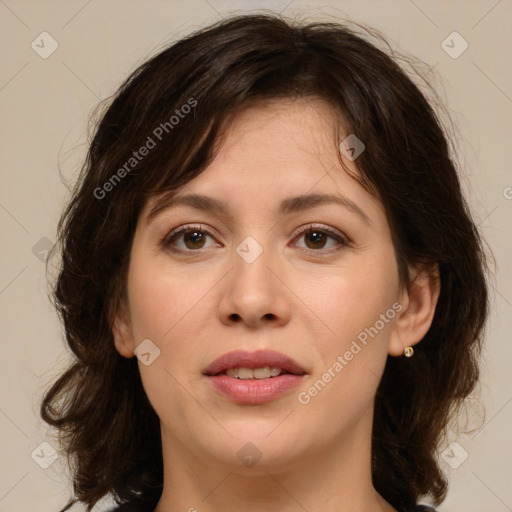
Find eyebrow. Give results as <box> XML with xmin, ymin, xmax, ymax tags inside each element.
<box><xmin>146</xmin><ymin>192</ymin><xmax>371</xmax><ymax>226</ymax></box>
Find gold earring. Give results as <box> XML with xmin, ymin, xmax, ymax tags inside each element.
<box><xmin>404</xmin><ymin>346</ymin><xmax>414</xmax><ymax>357</ymax></box>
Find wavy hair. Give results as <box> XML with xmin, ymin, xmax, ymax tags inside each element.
<box><xmin>40</xmin><ymin>13</ymin><xmax>489</xmax><ymax>512</ymax></box>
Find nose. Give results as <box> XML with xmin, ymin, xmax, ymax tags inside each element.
<box><xmin>218</xmin><ymin>240</ymin><xmax>291</xmax><ymax>329</ymax></box>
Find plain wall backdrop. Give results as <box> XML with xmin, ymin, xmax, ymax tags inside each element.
<box><xmin>0</xmin><ymin>0</ymin><xmax>511</xmax><ymax>511</ymax></box>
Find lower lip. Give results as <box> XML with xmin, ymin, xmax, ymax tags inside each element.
<box><xmin>206</xmin><ymin>374</ymin><xmax>305</xmax><ymax>404</ymax></box>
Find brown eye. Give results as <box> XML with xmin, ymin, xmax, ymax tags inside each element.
<box><xmin>164</xmin><ymin>225</ymin><xmax>219</xmax><ymax>253</ymax></box>
<box><xmin>182</xmin><ymin>230</ymin><xmax>207</xmax><ymax>249</ymax></box>
<box><xmin>292</xmin><ymin>225</ymin><xmax>349</xmax><ymax>254</ymax></box>
<box><xmin>303</xmin><ymin>230</ymin><xmax>329</xmax><ymax>249</ymax></box>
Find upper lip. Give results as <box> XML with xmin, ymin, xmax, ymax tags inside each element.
<box><xmin>203</xmin><ymin>349</ymin><xmax>307</xmax><ymax>376</ymax></box>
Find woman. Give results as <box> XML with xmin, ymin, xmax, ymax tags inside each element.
<box><xmin>41</xmin><ymin>13</ymin><xmax>489</xmax><ymax>512</ymax></box>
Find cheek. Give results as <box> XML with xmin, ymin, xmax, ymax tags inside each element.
<box><xmin>296</xmin><ymin>268</ymin><xmax>399</xmax><ymax>437</ymax></box>
<box><xmin>304</xmin><ymin>256</ymin><xmax>400</xmax><ymax>351</ymax></box>
<box><xmin>125</xmin><ymin>248</ymin><xmax>225</xmax><ymax>391</ymax></box>
<box><xmin>125</xmin><ymin>250</ymin><xmax>211</xmax><ymax>423</ymax></box>
<box><xmin>126</xmin><ymin>272</ymin><xmax>175</xmax><ymax>342</ymax></box>
<box><xmin>126</xmin><ymin>248</ymin><xmax>211</xmax><ymax>342</ymax></box>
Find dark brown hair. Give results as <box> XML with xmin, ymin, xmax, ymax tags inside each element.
<box><xmin>41</xmin><ymin>12</ymin><xmax>489</xmax><ymax>512</ymax></box>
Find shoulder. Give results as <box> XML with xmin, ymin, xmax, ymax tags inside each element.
<box><xmin>106</xmin><ymin>502</ymin><xmax>155</xmax><ymax>512</ymax></box>
<box><xmin>107</xmin><ymin>501</ymin><xmax>437</xmax><ymax>512</ymax></box>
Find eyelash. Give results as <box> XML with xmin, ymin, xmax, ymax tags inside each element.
<box><xmin>161</xmin><ymin>223</ymin><xmax>350</xmax><ymax>256</ymax></box>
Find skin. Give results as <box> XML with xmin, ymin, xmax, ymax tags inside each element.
<box><xmin>113</xmin><ymin>98</ymin><xmax>440</xmax><ymax>512</ymax></box>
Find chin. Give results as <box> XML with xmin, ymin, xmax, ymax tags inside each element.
<box><xmin>208</xmin><ymin>433</ymin><xmax>303</xmax><ymax>472</ymax></box>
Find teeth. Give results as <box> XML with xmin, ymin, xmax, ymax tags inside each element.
<box><xmin>238</xmin><ymin>367</ymin><xmax>254</xmax><ymax>379</ymax></box>
<box><xmin>269</xmin><ymin>367</ymin><xmax>282</xmax><ymax>377</ymax></box>
<box><xmin>225</xmin><ymin>366</ymin><xmax>282</xmax><ymax>379</ymax></box>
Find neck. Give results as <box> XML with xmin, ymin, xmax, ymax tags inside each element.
<box><xmin>154</xmin><ymin>407</ymin><xmax>396</xmax><ymax>512</ymax></box>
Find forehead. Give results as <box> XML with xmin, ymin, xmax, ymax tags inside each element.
<box><xmin>217</xmin><ymin>97</ymin><xmax>343</xmax><ymax>158</ymax></box>
<box><xmin>142</xmin><ymin>98</ymin><xmax>385</xmax><ymax>225</ymax></box>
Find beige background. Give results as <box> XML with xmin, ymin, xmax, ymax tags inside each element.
<box><xmin>1</xmin><ymin>0</ymin><xmax>511</xmax><ymax>511</ymax></box>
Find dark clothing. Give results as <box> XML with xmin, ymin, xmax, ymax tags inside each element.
<box><xmin>108</xmin><ymin>502</ymin><xmax>437</xmax><ymax>511</ymax></box>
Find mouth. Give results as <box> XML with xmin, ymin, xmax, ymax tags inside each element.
<box><xmin>203</xmin><ymin>349</ymin><xmax>308</xmax><ymax>379</ymax></box>
<box><xmin>203</xmin><ymin>349</ymin><xmax>307</xmax><ymax>405</ymax></box>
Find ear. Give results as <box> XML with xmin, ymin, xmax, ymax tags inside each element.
<box><xmin>388</xmin><ymin>263</ymin><xmax>441</xmax><ymax>357</ymax></box>
<box><xmin>112</xmin><ymin>298</ymin><xmax>136</xmax><ymax>358</ymax></box>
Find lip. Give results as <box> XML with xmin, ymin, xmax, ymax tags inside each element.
<box><xmin>206</xmin><ymin>373</ymin><xmax>305</xmax><ymax>404</ymax></box>
<box><xmin>203</xmin><ymin>349</ymin><xmax>307</xmax><ymax>376</ymax></box>
<box><xmin>203</xmin><ymin>349</ymin><xmax>307</xmax><ymax>405</ymax></box>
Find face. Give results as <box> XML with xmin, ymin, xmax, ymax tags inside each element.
<box><xmin>114</xmin><ymin>98</ymin><xmax>414</xmax><ymax>474</ymax></box>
